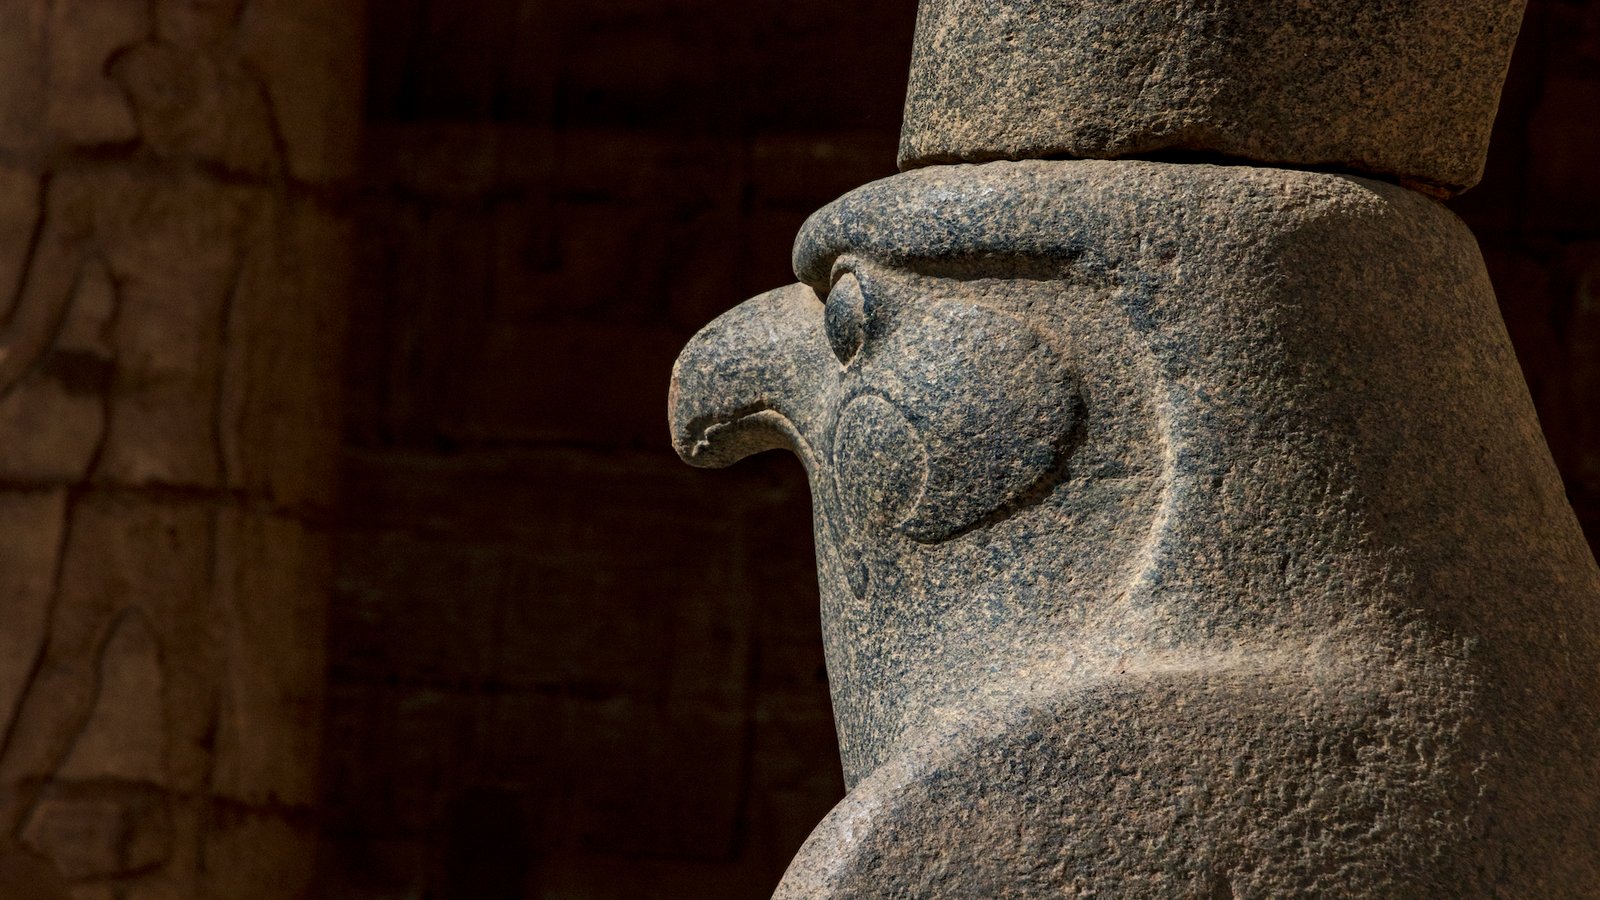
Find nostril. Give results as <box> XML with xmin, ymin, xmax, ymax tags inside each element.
<box><xmin>825</xmin><ymin>273</ymin><xmax>867</xmax><ymax>366</ymax></box>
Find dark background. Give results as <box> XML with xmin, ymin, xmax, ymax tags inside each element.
<box><xmin>316</xmin><ymin>1</ymin><xmax>1600</xmax><ymax>897</ymax></box>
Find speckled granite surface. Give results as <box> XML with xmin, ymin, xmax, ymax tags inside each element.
<box><xmin>669</xmin><ymin>0</ymin><xmax>1600</xmax><ymax>894</ymax></box>
<box><xmin>900</xmin><ymin>0</ymin><xmax>1528</xmax><ymax>195</ymax></box>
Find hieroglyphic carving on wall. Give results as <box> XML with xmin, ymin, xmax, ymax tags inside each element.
<box><xmin>0</xmin><ymin>2</ymin><xmax>360</xmax><ymax>895</ymax></box>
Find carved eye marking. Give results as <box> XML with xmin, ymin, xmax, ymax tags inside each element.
<box><xmin>825</xmin><ymin>272</ymin><xmax>868</xmax><ymax>366</ymax></box>
<box><xmin>827</xmin><ymin>299</ymin><xmax>1079</xmax><ymax>546</ymax></box>
<box><xmin>834</xmin><ymin>394</ymin><xmax>927</xmax><ymax>531</ymax></box>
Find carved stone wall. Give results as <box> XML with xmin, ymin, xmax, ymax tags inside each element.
<box><xmin>0</xmin><ymin>2</ymin><xmax>363</xmax><ymax>896</ymax></box>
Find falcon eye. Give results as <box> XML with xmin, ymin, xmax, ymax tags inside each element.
<box><xmin>825</xmin><ymin>272</ymin><xmax>868</xmax><ymax>366</ymax></box>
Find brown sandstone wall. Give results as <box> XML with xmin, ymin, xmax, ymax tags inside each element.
<box><xmin>323</xmin><ymin>1</ymin><xmax>1597</xmax><ymax>897</ymax></box>
<box><xmin>0</xmin><ymin>1</ymin><xmax>364</xmax><ymax>897</ymax></box>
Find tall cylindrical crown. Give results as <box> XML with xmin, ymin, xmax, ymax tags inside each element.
<box><xmin>899</xmin><ymin>0</ymin><xmax>1528</xmax><ymax>195</ymax></box>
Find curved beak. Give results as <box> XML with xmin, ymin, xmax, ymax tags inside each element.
<box><xmin>669</xmin><ymin>283</ymin><xmax>837</xmax><ymax>469</ymax></box>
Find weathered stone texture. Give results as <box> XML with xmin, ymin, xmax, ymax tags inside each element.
<box><xmin>0</xmin><ymin>1</ymin><xmax>363</xmax><ymax>896</ymax></box>
<box><xmin>900</xmin><ymin>0</ymin><xmax>1527</xmax><ymax>195</ymax></box>
<box><xmin>674</xmin><ymin>159</ymin><xmax>1600</xmax><ymax>894</ymax></box>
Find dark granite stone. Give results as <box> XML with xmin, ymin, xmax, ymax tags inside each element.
<box><xmin>669</xmin><ymin>159</ymin><xmax>1600</xmax><ymax>895</ymax></box>
<box><xmin>898</xmin><ymin>0</ymin><xmax>1528</xmax><ymax>195</ymax></box>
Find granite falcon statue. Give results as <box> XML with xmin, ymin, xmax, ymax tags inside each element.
<box><xmin>670</xmin><ymin>1</ymin><xmax>1600</xmax><ymax>895</ymax></box>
